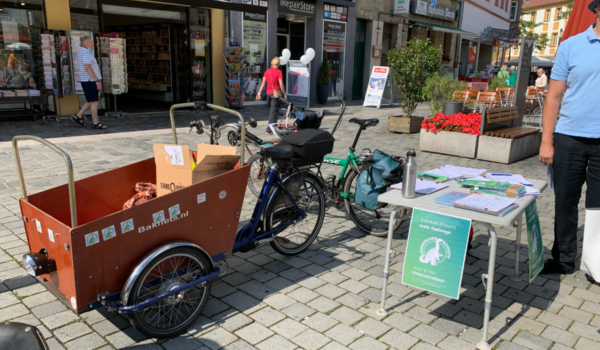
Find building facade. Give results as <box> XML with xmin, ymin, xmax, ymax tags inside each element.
<box><xmin>508</xmin><ymin>0</ymin><xmax>571</xmax><ymax>60</ymax></box>
<box><xmin>351</xmin><ymin>0</ymin><xmax>464</xmax><ymax>100</ymax></box>
<box><xmin>0</xmin><ymin>0</ymin><xmax>356</xmax><ymax>116</ymax></box>
<box><xmin>458</xmin><ymin>0</ymin><xmax>517</xmax><ymax>79</ymax></box>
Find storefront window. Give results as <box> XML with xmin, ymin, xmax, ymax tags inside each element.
<box><xmin>323</xmin><ymin>20</ymin><xmax>345</xmax><ymax>98</ymax></box>
<box><xmin>0</xmin><ymin>1</ymin><xmax>46</xmax><ymax>90</ymax></box>
<box><xmin>70</xmin><ymin>0</ymin><xmax>100</xmax><ymax>32</ymax></box>
<box><xmin>190</xmin><ymin>9</ymin><xmax>211</xmax><ymax>102</ymax></box>
<box><xmin>242</xmin><ymin>12</ymin><xmax>267</xmax><ymax>101</ymax></box>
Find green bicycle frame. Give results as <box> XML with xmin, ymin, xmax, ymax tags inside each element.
<box><xmin>323</xmin><ymin>149</ymin><xmax>361</xmax><ymax>199</ymax></box>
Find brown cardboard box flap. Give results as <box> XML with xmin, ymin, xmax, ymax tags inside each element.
<box><xmin>194</xmin><ymin>144</ymin><xmax>240</xmax><ymax>171</ymax></box>
<box><xmin>154</xmin><ymin>144</ymin><xmax>193</xmax><ymax>170</ymax></box>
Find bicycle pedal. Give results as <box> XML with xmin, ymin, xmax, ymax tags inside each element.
<box><xmin>275</xmin><ymin>237</ymin><xmax>291</xmax><ymax>244</ymax></box>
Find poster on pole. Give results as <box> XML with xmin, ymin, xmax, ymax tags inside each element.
<box><xmin>402</xmin><ymin>208</ymin><xmax>472</xmax><ymax>299</ymax></box>
<box><xmin>68</xmin><ymin>30</ymin><xmax>94</xmax><ymax>95</ymax></box>
<box><xmin>525</xmin><ymin>200</ymin><xmax>544</xmax><ymax>282</ymax></box>
<box><xmin>286</xmin><ymin>60</ymin><xmax>310</xmax><ymax>108</ymax></box>
<box><xmin>363</xmin><ymin>66</ymin><xmax>390</xmax><ymax>108</ymax></box>
<box><xmin>394</xmin><ymin>0</ymin><xmax>409</xmax><ymax>14</ymax></box>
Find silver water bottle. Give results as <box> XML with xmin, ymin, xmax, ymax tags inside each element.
<box><xmin>402</xmin><ymin>149</ymin><xmax>417</xmax><ymax>199</ymax></box>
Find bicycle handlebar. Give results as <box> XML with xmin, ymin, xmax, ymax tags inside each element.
<box><xmin>170</xmin><ymin>102</ymin><xmax>246</xmax><ymax>165</ymax></box>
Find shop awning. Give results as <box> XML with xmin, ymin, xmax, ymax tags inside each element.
<box><xmin>409</xmin><ymin>20</ymin><xmax>479</xmax><ymax>39</ymax></box>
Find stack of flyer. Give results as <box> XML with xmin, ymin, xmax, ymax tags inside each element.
<box><xmin>457</xmin><ymin>179</ymin><xmax>526</xmax><ymax>198</ymax></box>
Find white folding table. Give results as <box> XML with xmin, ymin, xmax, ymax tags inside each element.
<box><xmin>376</xmin><ymin>178</ymin><xmax>547</xmax><ymax>350</ymax></box>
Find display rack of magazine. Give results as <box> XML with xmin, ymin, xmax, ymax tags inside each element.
<box><xmin>223</xmin><ymin>45</ymin><xmax>246</xmax><ymax>110</ymax></box>
<box><xmin>96</xmin><ymin>32</ymin><xmax>128</xmax><ymax>95</ymax></box>
<box><xmin>41</xmin><ymin>30</ymin><xmax>69</xmax><ymax>97</ymax></box>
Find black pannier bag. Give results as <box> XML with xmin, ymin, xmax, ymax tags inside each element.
<box><xmin>282</xmin><ymin>129</ymin><xmax>335</xmax><ymax>158</ymax></box>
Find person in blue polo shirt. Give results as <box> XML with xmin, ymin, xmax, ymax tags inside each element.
<box><xmin>538</xmin><ymin>0</ymin><xmax>600</xmax><ymax>278</ymax></box>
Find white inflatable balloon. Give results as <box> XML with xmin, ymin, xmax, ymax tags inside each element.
<box><xmin>282</xmin><ymin>49</ymin><xmax>291</xmax><ymax>59</ymax></box>
<box><xmin>300</xmin><ymin>55</ymin><xmax>310</xmax><ymax>65</ymax></box>
<box><xmin>306</xmin><ymin>48</ymin><xmax>315</xmax><ymax>60</ymax></box>
<box><xmin>279</xmin><ymin>56</ymin><xmax>288</xmax><ymax>66</ymax></box>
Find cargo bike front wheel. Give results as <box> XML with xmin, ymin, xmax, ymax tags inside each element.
<box><xmin>126</xmin><ymin>246</ymin><xmax>213</xmax><ymax>338</ymax></box>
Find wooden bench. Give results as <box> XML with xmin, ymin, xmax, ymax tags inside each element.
<box><xmin>480</xmin><ymin>106</ymin><xmax>539</xmax><ymax>139</ymax></box>
<box><xmin>477</xmin><ymin>106</ymin><xmax>542</xmax><ymax>163</ymax></box>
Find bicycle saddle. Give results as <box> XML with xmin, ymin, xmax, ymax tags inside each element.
<box><xmin>261</xmin><ymin>143</ymin><xmax>295</xmax><ymax>159</ymax></box>
<box><xmin>349</xmin><ymin>118</ymin><xmax>379</xmax><ymax>128</ymax></box>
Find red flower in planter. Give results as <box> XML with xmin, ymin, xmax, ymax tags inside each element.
<box><xmin>422</xmin><ymin>112</ymin><xmax>482</xmax><ymax>136</ymax></box>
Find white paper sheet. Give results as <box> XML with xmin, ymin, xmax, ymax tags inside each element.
<box><xmin>437</xmin><ymin>165</ymin><xmax>487</xmax><ymax>177</ymax></box>
<box><xmin>164</xmin><ymin>146</ymin><xmax>185</xmax><ymax>165</ymax></box>
<box><xmin>488</xmin><ymin>173</ymin><xmax>533</xmax><ymax>186</ymax></box>
<box><xmin>454</xmin><ymin>193</ymin><xmax>516</xmax><ymax>213</ymax></box>
<box><xmin>391</xmin><ymin>179</ymin><xmax>449</xmax><ymax>194</ymax></box>
<box><xmin>547</xmin><ymin>165</ymin><xmax>554</xmax><ymax>194</ymax></box>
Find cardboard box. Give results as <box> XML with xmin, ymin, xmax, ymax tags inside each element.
<box><xmin>154</xmin><ymin>143</ymin><xmax>240</xmax><ymax>197</ymax></box>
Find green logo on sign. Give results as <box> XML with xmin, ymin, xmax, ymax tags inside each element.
<box><xmin>85</xmin><ymin>232</ymin><xmax>99</xmax><ymax>247</ymax></box>
<box><xmin>153</xmin><ymin>210</ymin><xmax>165</xmax><ymax>223</ymax></box>
<box><xmin>169</xmin><ymin>204</ymin><xmax>180</xmax><ymax>218</ymax></box>
<box><xmin>102</xmin><ymin>225</ymin><xmax>116</xmax><ymax>241</ymax></box>
<box><xmin>419</xmin><ymin>238</ymin><xmax>451</xmax><ymax>266</ymax></box>
<box><xmin>121</xmin><ymin>219</ymin><xmax>134</xmax><ymax>233</ymax></box>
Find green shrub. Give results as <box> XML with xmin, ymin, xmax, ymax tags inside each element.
<box><xmin>318</xmin><ymin>52</ymin><xmax>330</xmax><ymax>85</ymax></box>
<box><xmin>488</xmin><ymin>77</ymin><xmax>509</xmax><ymax>91</ymax></box>
<box><xmin>423</xmin><ymin>72</ymin><xmax>469</xmax><ymax>116</ymax></box>
<box><xmin>387</xmin><ymin>38</ymin><xmax>443</xmax><ymax>117</ymax></box>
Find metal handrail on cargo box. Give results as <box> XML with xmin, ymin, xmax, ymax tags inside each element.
<box><xmin>169</xmin><ymin>102</ymin><xmax>246</xmax><ymax>165</ymax></box>
<box><xmin>12</xmin><ymin>135</ymin><xmax>78</xmax><ymax>228</ymax></box>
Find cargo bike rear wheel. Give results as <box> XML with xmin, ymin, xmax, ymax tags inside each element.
<box><xmin>126</xmin><ymin>247</ymin><xmax>213</xmax><ymax>338</ymax></box>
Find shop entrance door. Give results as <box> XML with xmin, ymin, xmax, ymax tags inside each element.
<box><xmin>352</xmin><ymin>19</ymin><xmax>367</xmax><ymax>100</ymax></box>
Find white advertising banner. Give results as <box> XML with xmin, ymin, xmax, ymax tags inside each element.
<box><xmin>363</xmin><ymin>66</ymin><xmax>390</xmax><ymax>108</ymax></box>
<box><xmin>286</xmin><ymin>60</ymin><xmax>310</xmax><ymax>108</ymax></box>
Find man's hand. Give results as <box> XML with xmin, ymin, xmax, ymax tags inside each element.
<box><xmin>539</xmin><ymin>141</ymin><xmax>554</xmax><ymax>165</ymax></box>
<box><xmin>96</xmin><ymin>81</ymin><xmax>102</xmax><ymax>90</ymax></box>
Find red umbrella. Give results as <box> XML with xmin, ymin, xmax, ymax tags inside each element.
<box><xmin>560</xmin><ymin>0</ymin><xmax>596</xmax><ymax>43</ymax></box>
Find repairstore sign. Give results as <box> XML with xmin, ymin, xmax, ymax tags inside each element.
<box><xmin>279</xmin><ymin>0</ymin><xmax>316</xmax><ymax>18</ymax></box>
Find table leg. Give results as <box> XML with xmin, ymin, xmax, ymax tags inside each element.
<box><xmin>477</xmin><ymin>222</ymin><xmax>498</xmax><ymax>350</ymax></box>
<box><xmin>377</xmin><ymin>207</ymin><xmax>400</xmax><ymax>316</ymax></box>
<box><xmin>511</xmin><ymin>215</ymin><xmax>523</xmax><ymax>282</ymax></box>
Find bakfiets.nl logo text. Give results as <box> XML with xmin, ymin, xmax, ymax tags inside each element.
<box><xmin>280</xmin><ymin>0</ymin><xmax>315</xmax><ymax>14</ymax></box>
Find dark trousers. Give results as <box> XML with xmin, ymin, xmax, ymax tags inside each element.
<box><xmin>266</xmin><ymin>94</ymin><xmax>280</xmax><ymax>132</ymax></box>
<box><xmin>553</xmin><ymin>133</ymin><xmax>600</xmax><ymax>272</ymax></box>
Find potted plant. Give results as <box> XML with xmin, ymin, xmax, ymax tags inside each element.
<box><xmin>420</xmin><ymin>112</ymin><xmax>482</xmax><ymax>158</ymax></box>
<box><xmin>423</xmin><ymin>72</ymin><xmax>469</xmax><ymax>116</ymax></box>
<box><xmin>317</xmin><ymin>52</ymin><xmax>330</xmax><ymax>105</ymax></box>
<box><xmin>441</xmin><ymin>55</ymin><xmax>452</xmax><ymax>64</ymax></box>
<box><xmin>488</xmin><ymin>76</ymin><xmax>509</xmax><ymax>91</ymax></box>
<box><xmin>386</xmin><ymin>38</ymin><xmax>442</xmax><ymax>133</ymax></box>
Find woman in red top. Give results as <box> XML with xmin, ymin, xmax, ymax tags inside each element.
<box><xmin>256</xmin><ymin>57</ymin><xmax>287</xmax><ymax>134</ymax></box>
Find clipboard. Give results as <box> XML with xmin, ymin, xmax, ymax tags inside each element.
<box><xmin>452</xmin><ymin>192</ymin><xmax>516</xmax><ymax>215</ymax></box>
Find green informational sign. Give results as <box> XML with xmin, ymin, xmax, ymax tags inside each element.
<box><xmin>525</xmin><ymin>200</ymin><xmax>544</xmax><ymax>282</ymax></box>
<box><xmin>402</xmin><ymin>208</ymin><xmax>472</xmax><ymax>299</ymax></box>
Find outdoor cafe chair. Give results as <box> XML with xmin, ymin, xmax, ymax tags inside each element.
<box><xmin>452</xmin><ymin>90</ymin><xmax>469</xmax><ymax>103</ymax></box>
<box><xmin>524</xmin><ymin>87</ymin><xmax>543</xmax><ymax>128</ymax></box>
<box><xmin>463</xmin><ymin>89</ymin><xmax>480</xmax><ymax>112</ymax></box>
<box><xmin>496</xmin><ymin>87</ymin><xmax>514</xmax><ymax>107</ymax></box>
<box><xmin>476</xmin><ymin>91</ymin><xmax>498</xmax><ymax>112</ymax></box>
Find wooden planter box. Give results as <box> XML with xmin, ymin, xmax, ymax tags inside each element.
<box><xmin>419</xmin><ymin>129</ymin><xmax>479</xmax><ymax>158</ymax></box>
<box><xmin>388</xmin><ymin>116</ymin><xmax>424</xmax><ymax>134</ymax></box>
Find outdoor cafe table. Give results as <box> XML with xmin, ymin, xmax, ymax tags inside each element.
<box><xmin>376</xmin><ymin>178</ymin><xmax>548</xmax><ymax>350</ymax></box>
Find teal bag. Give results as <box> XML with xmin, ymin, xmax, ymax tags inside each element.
<box><xmin>355</xmin><ymin>167</ymin><xmax>386</xmax><ymax>210</ymax></box>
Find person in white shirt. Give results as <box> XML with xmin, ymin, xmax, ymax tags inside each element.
<box><xmin>73</xmin><ymin>36</ymin><xmax>106</xmax><ymax>130</ymax></box>
<box><xmin>535</xmin><ymin>68</ymin><xmax>548</xmax><ymax>89</ymax></box>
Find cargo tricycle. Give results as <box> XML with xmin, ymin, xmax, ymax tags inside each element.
<box><xmin>15</xmin><ymin>103</ymin><xmax>332</xmax><ymax>338</ymax></box>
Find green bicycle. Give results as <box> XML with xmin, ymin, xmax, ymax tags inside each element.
<box><xmin>247</xmin><ymin>97</ymin><xmax>408</xmax><ymax>236</ymax></box>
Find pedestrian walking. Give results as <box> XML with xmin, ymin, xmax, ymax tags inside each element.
<box><xmin>497</xmin><ymin>65</ymin><xmax>509</xmax><ymax>83</ymax></box>
<box><xmin>73</xmin><ymin>36</ymin><xmax>106</xmax><ymax>130</ymax></box>
<box><xmin>538</xmin><ymin>1</ymin><xmax>600</xmax><ymax>277</ymax></box>
<box><xmin>508</xmin><ymin>68</ymin><xmax>517</xmax><ymax>87</ymax></box>
<box><xmin>256</xmin><ymin>57</ymin><xmax>286</xmax><ymax>135</ymax></box>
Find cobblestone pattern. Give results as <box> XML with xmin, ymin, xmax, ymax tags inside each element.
<box><xmin>1</xmin><ymin>104</ymin><xmax>596</xmax><ymax>349</ymax></box>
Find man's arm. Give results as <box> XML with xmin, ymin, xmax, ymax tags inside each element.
<box><xmin>538</xmin><ymin>78</ymin><xmax>566</xmax><ymax>165</ymax></box>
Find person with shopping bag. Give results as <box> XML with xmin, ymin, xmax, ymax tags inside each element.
<box><xmin>538</xmin><ymin>0</ymin><xmax>600</xmax><ymax>282</ymax></box>
<box><xmin>256</xmin><ymin>57</ymin><xmax>287</xmax><ymax>135</ymax></box>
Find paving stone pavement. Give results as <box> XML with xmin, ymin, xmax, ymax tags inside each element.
<box><xmin>1</xmin><ymin>102</ymin><xmax>598</xmax><ymax>350</ymax></box>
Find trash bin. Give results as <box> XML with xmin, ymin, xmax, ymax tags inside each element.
<box><xmin>442</xmin><ymin>101</ymin><xmax>464</xmax><ymax>115</ymax></box>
